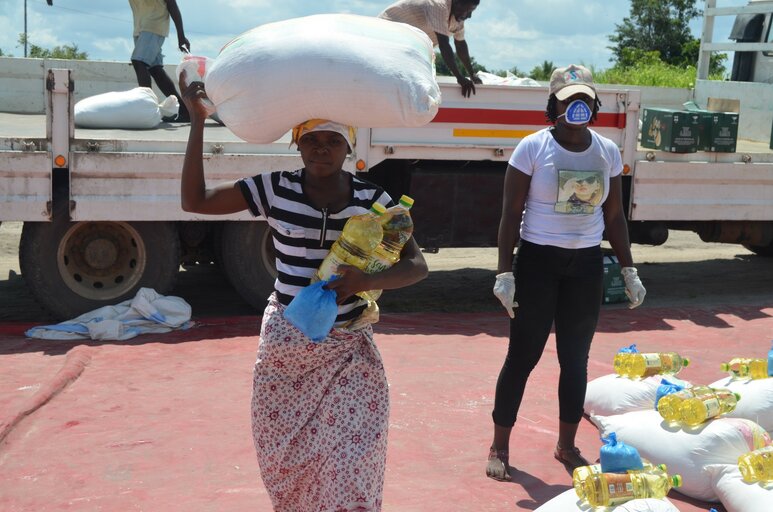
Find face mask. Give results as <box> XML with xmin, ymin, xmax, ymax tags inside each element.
<box><xmin>558</xmin><ymin>99</ymin><xmax>592</xmax><ymax>125</ymax></box>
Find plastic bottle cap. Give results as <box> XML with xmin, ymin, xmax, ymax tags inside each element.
<box><xmin>734</xmin><ymin>392</ymin><xmax>742</xmax><ymax>400</ymax></box>
<box><xmin>672</xmin><ymin>475</ymin><xmax>683</xmax><ymax>487</ymax></box>
<box><xmin>682</xmin><ymin>357</ymin><xmax>690</xmax><ymax>367</ymax></box>
<box><xmin>720</xmin><ymin>363</ymin><xmax>730</xmax><ymax>371</ymax></box>
<box><xmin>370</xmin><ymin>203</ymin><xmax>387</xmax><ymax>215</ymax></box>
<box><xmin>399</xmin><ymin>195</ymin><xmax>414</xmax><ymax>208</ymax></box>
<box><xmin>657</xmin><ymin>463</ymin><xmax>667</xmax><ymax>471</ymax></box>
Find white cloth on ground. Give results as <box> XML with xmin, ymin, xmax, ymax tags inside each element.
<box><xmin>25</xmin><ymin>288</ymin><xmax>192</xmax><ymax>341</ymax></box>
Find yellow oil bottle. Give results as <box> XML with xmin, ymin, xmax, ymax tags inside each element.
<box><xmin>657</xmin><ymin>386</ymin><xmax>712</xmax><ymax>424</ymax></box>
<box><xmin>625</xmin><ymin>352</ymin><xmax>690</xmax><ymax>379</ymax></box>
<box><xmin>738</xmin><ymin>445</ymin><xmax>773</xmax><ymax>483</ymax></box>
<box><xmin>578</xmin><ymin>470</ymin><xmax>682</xmax><ymax>507</ymax></box>
<box><xmin>316</xmin><ymin>203</ymin><xmax>386</xmax><ymax>281</ymax></box>
<box><xmin>679</xmin><ymin>388</ymin><xmax>741</xmax><ymax>426</ymax></box>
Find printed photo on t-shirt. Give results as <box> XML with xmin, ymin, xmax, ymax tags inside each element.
<box><xmin>555</xmin><ymin>169</ymin><xmax>604</xmax><ymax>214</ymax></box>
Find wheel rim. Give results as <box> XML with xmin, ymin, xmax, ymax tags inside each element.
<box><xmin>57</xmin><ymin>221</ymin><xmax>147</xmax><ymax>300</ymax></box>
<box><xmin>259</xmin><ymin>226</ymin><xmax>277</xmax><ymax>279</ymax></box>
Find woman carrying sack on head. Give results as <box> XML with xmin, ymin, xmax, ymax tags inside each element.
<box><xmin>179</xmin><ymin>77</ymin><xmax>428</xmax><ymax>510</ymax></box>
<box><xmin>486</xmin><ymin>65</ymin><xmax>647</xmax><ymax>481</ymax></box>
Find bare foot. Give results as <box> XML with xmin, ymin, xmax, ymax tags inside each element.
<box><xmin>486</xmin><ymin>448</ymin><xmax>511</xmax><ymax>481</ymax></box>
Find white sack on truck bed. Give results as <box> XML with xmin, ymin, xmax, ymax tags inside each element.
<box><xmin>204</xmin><ymin>13</ymin><xmax>440</xmax><ymax>143</ymax></box>
<box><xmin>74</xmin><ymin>87</ymin><xmax>179</xmax><ymax>129</ymax></box>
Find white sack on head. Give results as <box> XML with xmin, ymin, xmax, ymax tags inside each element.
<box><xmin>205</xmin><ymin>14</ymin><xmax>440</xmax><ymax>143</ymax></box>
<box><xmin>592</xmin><ymin>410</ymin><xmax>771</xmax><ymax>502</ymax></box>
<box><xmin>709</xmin><ymin>376</ymin><xmax>773</xmax><ymax>433</ymax></box>
<box><xmin>74</xmin><ymin>87</ymin><xmax>174</xmax><ymax>129</ymax></box>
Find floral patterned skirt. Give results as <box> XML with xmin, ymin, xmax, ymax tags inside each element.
<box><xmin>252</xmin><ymin>294</ymin><xmax>390</xmax><ymax>511</ymax></box>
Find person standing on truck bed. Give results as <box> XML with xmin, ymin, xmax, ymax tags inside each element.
<box><xmin>378</xmin><ymin>0</ymin><xmax>483</xmax><ymax>98</ymax></box>
<box><xmin>178</xmin><ymin>75</ymin><xmax>428</xmax><ymax>510</ymax></box>
<box><xmin>487</xmin><ymin>64</ymin><xmax>647</xmax><ymax>480</ymax></box>
<box><xmin>129</xmin><ymin>0</ymin><xmax>190</xmax><ymax>122</ymax></box>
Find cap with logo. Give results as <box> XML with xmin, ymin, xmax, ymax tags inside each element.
<box><xmin>549</xmin><ymin>64</ymin><xmax>596</xmax><ymax>101</ymax></box>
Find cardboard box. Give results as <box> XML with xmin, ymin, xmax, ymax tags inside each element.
<box><xmin>695</xmin><ymin>111</ymin><xmax>739</xmax><ymax>152</ymax></box>
<box><xmin>640</xmin><ymin>107</ymin><xmax>699</xmax><ymax>153</ymax></box>
<box><xmin>602</xmin><ymin>254</ymin><xmax>627</xmax><ymax>304</ymax></box>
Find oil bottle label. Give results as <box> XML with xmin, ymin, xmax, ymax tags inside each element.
<box><xmin>702</xmin><ymin>397</ymin><xmax>721</xmax><ymax>418</ymax></box>
<box><xmin>364</xmin><ymin>254</ymin><xmax>391</xmax><ymax>274</ymax></box>
<box><xmin>317</xmin><ymin>252</ymin><xmax>347</xmax><ymax>281</ymax></box>
<box><xmin>641</xmin><ymin>354</ymin><xmax>664</xmax><ymax>376</ymax></box>
<box><xmin>605</xmin><ymin>473</ymin><xmax>635</xmax><ymax>505</ymax></box>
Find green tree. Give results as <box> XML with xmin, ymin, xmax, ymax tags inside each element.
<box><xmin>434</xmin><ymin>50</ymin><xmax>487</xmax><ymax>77</ymax></box>
<box><xmin>608</xmin><ymin>0</ymin><xmax>700</xmax><ymax>66</ymax></box>
<box><xmin>528</xmin><ymin>60</ymin><xmax>555</xmax><ymax>81</ymax></box>
<box><xmin>17</xmin><ymin>34</ymin><xmax>88</xmax><ymax>60</ymax></box>
<box><xmin>679</xmin><ymin>38</ymin><xmax>727</xmax><ymax>77</ymax></box>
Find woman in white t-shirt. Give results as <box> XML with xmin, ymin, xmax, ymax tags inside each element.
<box><xmin>486</xmin><ymin>65</ymin><xmax>647</xmax><ymax>481</ymax></box>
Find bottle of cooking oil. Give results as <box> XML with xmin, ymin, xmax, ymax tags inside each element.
<box><xmin>316</xmin><ymin>203</ymin><xmax>386</xmax><ymax>281</ymax></box>
<box><xmin>624</xmin><ymin>352</ymin><xmax>690</xmax><ymax>379</ymax></box>
<box><xmin>739</xmin><ymin>359</ymin><xmax>769</xmax><ymax>380</ymax></box>
<box><xmin>738</xmin><ymin>445</ymin><xmax>773</xmax><ymax>483</ymax></box>
<box><xmin>359</xmin><ymin>195</ymin><xmax>415</xmax><ymax>301</ymax></box>
<box><xmin>613</xmin><ymin>344</ymin><xmax>638</xmax><ymax>378</ymax></box>
<box><xmin>679</xmin><ymin>387</ymin><xmax>741</xmax><ymax>426</ymax></box>
<box><xmin>578</xmin><ymin>470</ymin><xmax>682</xmax><ymax>507</ymax></box>
<box><xmin>572</xmin><ymin>460</ymin><xmax>667</xmax><ymax>503</ymax></box>
<box><xmin>720</xmin><ymin>358</ymin><xmax>753</xmax><ymax>379</ymax></box>
<box><xmin>657</xmin><ymin>386</ymin><xmax>713</xmax><ymax>424</ymax></box>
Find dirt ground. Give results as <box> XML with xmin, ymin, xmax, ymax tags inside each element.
<box><xmin>0</xmin><ymin>221</ymin><xmax>772</xmax><ymax>323</ymax></box>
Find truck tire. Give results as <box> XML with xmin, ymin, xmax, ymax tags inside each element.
<box><xmin>219</xmin><ymin>221</ymin><xmax>276</xmax><ymax>312</ymax></box>
<box><xmin>743</xmin><ymin>243</ymin><xmax>773</xmax><ymax>257</ymax></box>
<box><xmin>19</xmin><ymin>211</ymin><xmax>180</xmax><ymax>320</ymax></box>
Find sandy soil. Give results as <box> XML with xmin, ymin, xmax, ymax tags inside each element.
<box><xmin>1</xmin><ymin>221</ymin><xmax>771</xmax><ymax>322</ymax></box>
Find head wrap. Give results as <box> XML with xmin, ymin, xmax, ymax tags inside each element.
<box><xmin>291</xmin><ymin>119</ymin><xmax>356</xmax><ymax>152</ymax></box>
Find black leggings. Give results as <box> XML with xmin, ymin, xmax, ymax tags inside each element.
<box><xmin>492</xmin><ymin>240</ymin><xmax>603</xmax><ymax>427</ymax></box>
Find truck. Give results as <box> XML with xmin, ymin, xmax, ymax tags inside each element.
<box><xmin>1</xmin><ymin>0</ymin><xmax>772</xmax><ymax>320</ymax></box>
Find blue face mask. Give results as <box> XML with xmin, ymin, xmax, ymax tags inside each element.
<box><xmin>559</xmin><ymin>99</ymin><xmax>592</xmax><ymax>125</ymax></box>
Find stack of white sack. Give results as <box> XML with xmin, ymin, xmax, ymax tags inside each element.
<box><xmin>74</xmin><ymin>87</ymin><xmax>179</xmax><ymax>129</ymax></box>
<box><xmin>592</xmin><ymin>410</ymin><xmax>771</xmax><ymax>502</ymax></box>
<box><xmin>534</xmin><ymin>489</ymin><xmax>680</xmax><ymax>512</ymax></box>
<box><xmin>708</xmin><ymin>375</ymin><xmax>773</xmax><ymax>433</ymax></box>
<box><xmin>203</xmin><ymin>13</ymin><xmax>441</xmax><ymax>143</ymax></box>
<box><xmin>705</xmin><ymin>463</ymin><xmax>773</xmax><ymax>512</ymax></box>
<box><xmin>476</xmin><ymin>71</ymin><xmax>540</xmax><ymax>87</ymax></box>
<box><xmin>584</xmin><ymin>374</ymin><xmax>692</xmax><ymax>417</ymax></box>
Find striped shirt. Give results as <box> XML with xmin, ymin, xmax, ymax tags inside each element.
<box><xmin>378</xmin><ymin>0</ymin><xmax>466</xmax><ymax>46</ymax></box>
<box><xmin>238</xmin><ymin>169</ymin><xmax>393</xmax><ymax>325</ymax></box>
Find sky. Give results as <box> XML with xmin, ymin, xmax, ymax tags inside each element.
<box><xmin>0</xmin><ymin>0</ymin><xmax>746</xmax><ymax>74</ymax></box>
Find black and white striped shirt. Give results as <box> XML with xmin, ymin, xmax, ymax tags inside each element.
<box><xmin>238</xmin><ymin>169</ymin><xmax>394</xmax><ymax>325</ymax></box>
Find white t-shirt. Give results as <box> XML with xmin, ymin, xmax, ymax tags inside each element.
<box><xmin>508</xmin><ymin>127</ymin><xmax>623</xmax><ymax>249</ymax></box>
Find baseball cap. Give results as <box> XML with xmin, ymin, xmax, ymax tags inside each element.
<box><xmin>549</xmin><ymin>64</ymin><xmax>596</xmax><ymax>101</ymax></box>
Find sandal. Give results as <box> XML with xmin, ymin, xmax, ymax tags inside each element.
<box><xmin>553</xmin><ymin>445</ymin><xmax>590</xmax><ymax>470</ymax></box>
<box><xmin>486</xmin><ymin>447</ymin><xmax>511</xmax><ymax>482</ymax></box>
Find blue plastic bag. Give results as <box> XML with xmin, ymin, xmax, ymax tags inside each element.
<box><xmin>283</xmin><ymin>278</ymin><xmax>338</xmax><ymax>343</ymax></box>
<box><xmin>655</xmin><ymin>377</ymin><xmax>686</xmax><ymax>410</ymax></box>
<box><xmin>618</xmin><ymin>343</ymin><xmax>639</xmax><ymax>354</ymax></box>
<box><xmin>600</xmin><ymin>432</ymin><xmax>643</xmax><ymax>473</ymax></box>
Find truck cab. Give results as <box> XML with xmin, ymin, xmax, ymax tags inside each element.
<box><xmin>728</xmin><ymin>0</ymin><xmax>773</xmax><ymax>82</ymax></box>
